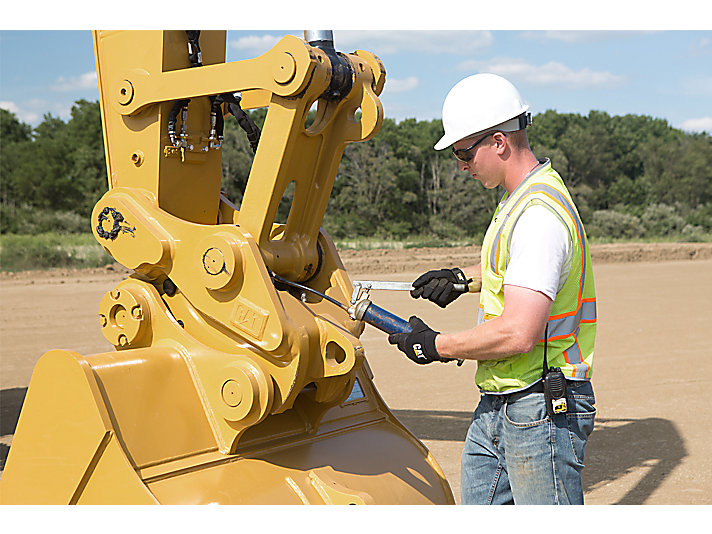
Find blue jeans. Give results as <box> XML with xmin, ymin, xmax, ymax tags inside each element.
<box><xmin>460</xmin><ymin>380</ymin><xmax>596</xmax><ymax>505</ymax></box>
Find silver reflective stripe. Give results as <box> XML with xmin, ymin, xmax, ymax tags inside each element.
<box><xmin>488</xmin><ymin>214</ymin><xmax>507</xmax><ymax>273</ymax></box>
<box><xmin>561</xmin><ymin>336</ymin><xmax>590</xmax><ymax>378</ymax></box>
<box><xmin>477</xmin><ymin>307</ymin><xmax>486</xmax><ymax>325</ymax></box>
<box><xmin>547</xmin><ymin>299</ymin><xmax>597</xmax><ymax>339</ymax></box>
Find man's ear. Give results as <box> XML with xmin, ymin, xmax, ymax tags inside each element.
<box><xmin>492</xmin><ymin>131</ymin><xmax>508</xmax><ymax>155</ymax></box>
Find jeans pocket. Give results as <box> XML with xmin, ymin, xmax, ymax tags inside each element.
<box><xmin>566</xmin><ymin>391</ymin><xmax>596</xmax><ymax>465</ymax></box>
<box><xmin>504</xmin><ymin>392</ymin><xmax>549</xmax><ymax>428</ymax></box>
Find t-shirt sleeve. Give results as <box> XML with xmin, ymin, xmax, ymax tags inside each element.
<box><xmin>503</xmin><ymin>204</ymin><xmax>572</xmax><ymax>301</ymax></box>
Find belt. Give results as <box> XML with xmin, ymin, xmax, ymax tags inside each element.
<box><xmin>482</xmin><ymin>380</ymin><xmax>544</xmax><ymax>397</ymax></box>
<box><xmin>528</xmin><ymin>381</ymin><xmax>545</xmax><ymax>394</ymax></box>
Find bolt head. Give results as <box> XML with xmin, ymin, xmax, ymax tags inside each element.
<box><xmin>117</xmin><ymin>80</ymin><xmax>134</xmax><ymax>105</ymax></box>
<box><xmin>274</xmin><ymin>52</ymin><xmax>297</xmax><ymax>84</ymax></box>
<box><xmin>222</xmin><ymin>379</ymin><xmax>243</xmax><ymax>407</ymax></box>
<box><xmin>203</xmin><ymin>247</ymin><xmax>226</xmax><ymax>275</ymax></box>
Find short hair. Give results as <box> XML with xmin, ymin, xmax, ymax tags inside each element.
<box><xmin>505</xmin><ymin>129</ymin><xmax>531</xmax><ymax>150</ymax></box>
<box><xmin>463</xmin><ymin>129</ymin><xmax>530</xmax><ymax>151</ymax></box>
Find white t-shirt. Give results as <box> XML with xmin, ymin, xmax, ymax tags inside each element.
<box><xmin>502</xmin><ymin>204</ymin><xmax>572</xmax><ymax>301</ymax></box>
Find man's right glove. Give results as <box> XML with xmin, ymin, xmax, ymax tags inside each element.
<box><xmin>388</xmin><ymin>316</ymin><xmax>448</xmax><ymax>365</ymax></box>
<box><xmin>411</xmin><ymin>268</ymin><xmax>470</xmax><ymax>308</ymax></box>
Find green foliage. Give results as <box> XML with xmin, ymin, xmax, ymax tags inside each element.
<box><xmin>1</xmin><ymin>101</ymin><xmax>107</xmax><ymax>222</ymax></box>
<box><xmin>686</xmin><ymin>203</ymin><xmax>712</xmax><ymax>230</ymax></box>
<box><xmin>1</xmin><ymin>108</ymin><xmax>32</xmax><ymax>143</ymax></box>
<box><xmin>0</xmin><ymin>204</ymin><xmax>87</xmax><ymax>234</ymax></box>
<box><xmin>640</xmin><ymin>204</ymin><xmax>686</xmax><ymax>237</ymax></box>
<box><xmin>328</xmin><ymin>139</ymin><xmax>417</xmax><ymax>238</ymax></box>
<box><xmin>2</xmin><ymin>99</ymin><xmax>711</xmax><ymax>253</ymax></box>
<box><xmin>587</xmin><ymin>210</ymin><xmax>645</xmax><ymax>240</ymax></box>
<box><xmin>680</xmin><ymin>224</ymin><xmax>707</xmax><ymax>242</ymax></box>
<box><xmin>219</xmin><ymin>115</ymin><xmax>255</xmax><ymax>206</ymax></box>
<box><xmin>0</xmin><ymin>233</ymin><xmax>114</xmax><ymax>271</ymax></box>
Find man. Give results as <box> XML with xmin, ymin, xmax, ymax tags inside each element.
<box><xmin>388</xmin><ymin>73</ymin><xmax>597</xmax><ymax>505</ymax></box>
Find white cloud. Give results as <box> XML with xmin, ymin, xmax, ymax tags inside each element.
<box><xmin>0</xmin><ymin>101</ymin><xmax>20</xmax><ymax>114</ymax></box>
<box><xmin>335</xmin><ymin>30</ymin><xmax>493</xmax><ymax>55</ymax></box>
<box><xmin>229</xmin><ymin>31</ymin><xmax>493</xmax><ymax>57</ymax></box>
<box><xmin>0</xmin><ymin>100</ymin><xmax>40</xmax><ymax>124</ymax></box>
<box><xmin>685</xmin><ymin>35</ymin><xmax>710</xmax><ymax>57</ymax></box>
<box><xmin>0</xmin><ymin>98</ymin><xmax>74</xmax><ymax>125</ymax></box>
<box><xmin>229</xmin><ymin>33</ymin><xmax>299</xmax><ymax>54</ymax></box>
<box><xmin>384</xmin><ymin>76</ymin><xmax>419</xmax><ymax>94</ymax></box>
<box><xmin>52</xmin><ymin>71</ymin><xmax>98</xmax><ymax>92</ymax></box>
<box><xmin>519</xmin><ymin>30</ymin><xmax>658</xmax><ymax>44</ymax></box>
<box><xmin>678</xmin><ymin>116</ymin><xmax>712</xmax><ymax>134</ymax></box>
<box><xmin>457</xmin><ymin>57</ymin><xmax>626</xmax><ymax>88</ymax></box>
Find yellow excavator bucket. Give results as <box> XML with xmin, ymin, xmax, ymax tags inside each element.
<box><xmin>0</xmin><ymin>30</ymin><xmax>454</xmax><ymax>504</ymax></box>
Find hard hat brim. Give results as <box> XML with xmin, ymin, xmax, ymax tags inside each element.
<box><xmin>434</xmin><ymin>132</ymin><xmax>461</xmax><ymax>151</ymax></box>
<box><xmin>433</xmin><ymin>115</ymin><xmax>527</xmax><ymax>151</ymax></box>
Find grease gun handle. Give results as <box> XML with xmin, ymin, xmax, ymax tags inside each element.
<box><xmin>352</xmin><ymin>299</ymin><xmax>412</xmax><ymax>336</ymax></box>
<box><xmin>351</xmin><ymin>299</ymin><xmax>464</xmax><ymax>366</ymax></box>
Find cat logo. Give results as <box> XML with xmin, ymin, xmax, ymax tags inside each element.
<box><xmin>96</xmin><ymin>206</ymin><xmax>136</xmax><ymax>240</ymax></box>
<box><xmin>413</xmin><ymin>343</ymin><xmax>426</xmax><ymax>360</ymax></box>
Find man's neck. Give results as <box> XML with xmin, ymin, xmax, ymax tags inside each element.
<box><xmin>502</xmin><ymin>151</ymin><xmax>540</xmax><ymax>194</ymax></box>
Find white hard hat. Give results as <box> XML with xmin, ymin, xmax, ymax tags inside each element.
<box><xmin>434</xmin><ymin>73</ymin><xmax>530</xmax><ymax>150</ymax></box>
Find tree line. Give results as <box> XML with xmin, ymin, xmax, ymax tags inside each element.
<box><xmin>2</xmin><ymin>101</ymin><xmax>711</xmax><ymax>241</ymax></box>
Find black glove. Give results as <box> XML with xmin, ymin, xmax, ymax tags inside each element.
<box><xmin>388</xmin><ymin>316</ymin><xmax>446</xmax><ymax>365</ymax></box>
<box><xmin>411</xmin><ymin>268</ymin><xmax>469</xmax><ymax>308</ymax></box>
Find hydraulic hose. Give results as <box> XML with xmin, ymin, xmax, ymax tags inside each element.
<box><xmin>185</xmin><ymin>30</ymin><xmax>203</xmax><ymax>67</ymax></box>
<box><xmin>219</xmin><ymin>92</ymin><xmax>261</xmax><ymax>154</ymax></box>
<box><xmin>270</xmin><ymin>272</ymin><xmax>348</xmax><ymax>311</ymax></box>
<box><xmin>209</xmin><ymin>96</ymin><xmax>225</xmax><ymax>147</ymax></box>
<box><xmin>166</xmin><ymin>31</ymin><xmax>202</xmax><ymax>146</ymax></box>
<box><xmin>168</xmin><ymin>99</ymin><xmax>190</xmax><ymax>146</ymax></box>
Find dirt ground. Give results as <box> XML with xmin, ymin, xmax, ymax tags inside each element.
<box><xmin>1</xmin><ymin>242</ymin><xmax>711</xmax><ymax>504</ymax></box>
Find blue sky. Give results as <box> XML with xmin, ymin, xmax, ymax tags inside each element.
<box><xmin>2</xmin><ymin>18</ymin><xmax>711</xmax><ymax>134</ymax></box>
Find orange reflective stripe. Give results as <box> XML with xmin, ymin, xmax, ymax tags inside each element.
<box><xmin>549</xmin><ymin>309</ymin><xmax>579</xmax><ymax>320</ymax></box>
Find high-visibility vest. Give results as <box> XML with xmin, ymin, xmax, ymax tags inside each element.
<box><xmin>476</xmin><ymin>158</ymin><xmax>597</xmax><ymax>393</ymax></box>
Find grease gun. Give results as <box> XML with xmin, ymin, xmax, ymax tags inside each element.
<box><xmin>271</xmin><ymin>274</ymin><xmax>465</xmax><ymax>365</ymax></box>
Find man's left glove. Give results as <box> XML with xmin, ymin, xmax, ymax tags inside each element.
<box><xmin>411</xmin><ymin>268</ymin><xmax>470</xmax><ymax>308</ymax></box>
<box><xmin>388</xmin><ymin>316</ymin><xmax>448</xmax><ymax>365</ymax></box>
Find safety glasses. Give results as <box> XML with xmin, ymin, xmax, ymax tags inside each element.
<box><xmin>451</xmin><ymin>133</ymin><xmax>493</xmax><ymax>162</ymax></box>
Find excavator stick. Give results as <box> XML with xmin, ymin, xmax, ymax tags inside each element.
<box><xmin>0</xmin><ymin>30</ymin><xmax>454</xmax><ymax>504</ymax></box>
